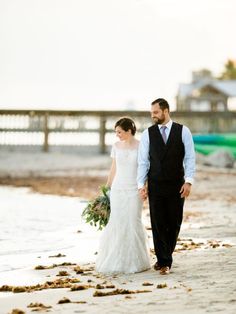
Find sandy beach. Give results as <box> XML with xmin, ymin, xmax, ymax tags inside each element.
<box><xmin>0</xmin><ymin>149</ymin><xmax>236</xmax><ymax>314</ymax></box>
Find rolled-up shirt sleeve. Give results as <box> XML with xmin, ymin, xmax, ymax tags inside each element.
<box><xmin>182</xmin><ymin>126</ymin><xmax>195</xmax><ymax>184</ymax></box>
<box><xmin>137</xmin><ymin>129</ymin><xmax>150</xmax><ymax>189</ymax></box>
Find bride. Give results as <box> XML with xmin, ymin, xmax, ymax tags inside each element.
<box><xmin>96</xmin><ymin>117</ymin><xmax>151</xmax><ymax>274</ymax></box>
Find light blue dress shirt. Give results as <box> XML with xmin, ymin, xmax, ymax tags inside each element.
<box><xmin>137</xmin><ymin>120</ymin><xmax>195</xmax><ymax>189</ymax></box>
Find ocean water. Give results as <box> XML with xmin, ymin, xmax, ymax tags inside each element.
<box><xmin>0</xmin><ymin>186</ymin><xmax>100</xmax><ymax>285</ymax></box>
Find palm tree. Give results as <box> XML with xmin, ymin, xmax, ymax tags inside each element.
<box><xmin>219</xmin><ymin>59</ymin><xmax>236</xmax><ymax>80</ymax></box>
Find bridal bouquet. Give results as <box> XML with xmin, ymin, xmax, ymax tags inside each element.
<box><xmin>82</xmin><ymin>185</ymin><xmax>110</xmax><ymax>230</ymax></box>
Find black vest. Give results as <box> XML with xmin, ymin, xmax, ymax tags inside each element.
<box><xmin>148</xmin><ymin>122</ymin><xmax>185</xmax><ymax>183</ymax></box>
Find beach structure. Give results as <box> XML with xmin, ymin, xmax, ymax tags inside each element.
<box><xmin>176</xmin><ymin>71</ymin><xmax>236</xmax><ymax>112</ymax></box>
<box><xmin>0</xmin><ymin>109</ymin><xmax>236</xmax><ymax>154</ymax></box>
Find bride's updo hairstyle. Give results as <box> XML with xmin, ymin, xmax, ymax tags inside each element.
<box><xmin>115</xmin><ymin>117</ymin><xmax>136</xmax><ymax>136</ymax></box>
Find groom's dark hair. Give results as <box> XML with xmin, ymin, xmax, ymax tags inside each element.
<box><xmin>151</xmin><ymin>98</ymin><xmax>170</xmax><ymax>111</ymax></box>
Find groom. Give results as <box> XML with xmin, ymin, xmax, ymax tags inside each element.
<box><xmin>137</xmin><ymin>98</ymin><xmax>195</xmax><ymax>275</ymax></box>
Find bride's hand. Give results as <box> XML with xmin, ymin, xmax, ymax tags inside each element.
<box><xmin>139</xmin><ymin>187</ymin><xmax>147</xmax><ymax>201</ymax></box>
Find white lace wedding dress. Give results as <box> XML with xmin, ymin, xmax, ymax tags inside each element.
<box><xmin>96</xmin><ymin>143</ymin><xmax>151</xmax><ymax>274</ymax></box>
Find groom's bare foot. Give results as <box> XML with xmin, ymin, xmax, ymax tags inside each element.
<box><xmin>160</xmin><ymin>266</ymin><xmax>170</xmax><ymax>275</ymax></box>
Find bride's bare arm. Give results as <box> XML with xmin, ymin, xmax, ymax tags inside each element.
<box><xmin>106</xmin><ymin>158</ymin><xmax>116</xmax><ymax>188</ymax></box>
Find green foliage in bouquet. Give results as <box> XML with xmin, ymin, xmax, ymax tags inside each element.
<box><xmin>82</xmin><ymin>185</ymin><xmax>110</xmax><ymax>230</ymax></box>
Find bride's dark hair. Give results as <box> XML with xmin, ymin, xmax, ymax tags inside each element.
<box><xmin>115</xmin><ymin>117</ymin><xmax>136</xmax><ymax>135</ymax></box>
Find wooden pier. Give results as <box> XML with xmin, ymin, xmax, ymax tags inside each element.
<box><xmin>0</xmin><ymin>109</ymin><xmax>235</xmax><ymax>153</ymax></box>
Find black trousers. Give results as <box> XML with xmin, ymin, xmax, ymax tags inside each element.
<box><xmin>148</xmin><ymin>180</ymin><xmax>185</xmax><ymax>268</ymax></box>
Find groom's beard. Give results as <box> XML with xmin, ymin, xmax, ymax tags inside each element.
<box><xmin>153</xmin><ymin>117</ymin><xmax>165</xmax><ymax>124</ymax></box>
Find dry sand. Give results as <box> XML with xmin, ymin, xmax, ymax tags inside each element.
<box><xmin>0</xmin><ymin>149</ymin><xmax>236</xmax><ymax>314</ymax></box>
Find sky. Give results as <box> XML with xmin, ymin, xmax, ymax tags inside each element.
<box><xmin>0</xmin><ymin>0</ymin><xmax>235</xmax><ymax>111</ymax></box>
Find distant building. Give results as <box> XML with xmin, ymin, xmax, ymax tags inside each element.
<box><xmin>176</xmin><ymin>71</ymin><xmax>236</xmax><ymax>111</ymax></box>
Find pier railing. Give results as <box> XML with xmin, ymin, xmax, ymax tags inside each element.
<box><xmin>0</xmin><ymin>109</ymin><xmax>235</xmax><ymax>153</ymax></box>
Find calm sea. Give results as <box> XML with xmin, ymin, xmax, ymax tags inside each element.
<box><xmin>0</xmin><ymin>186</ymin><xmax>100</xmax><ymax>285</ymax></box>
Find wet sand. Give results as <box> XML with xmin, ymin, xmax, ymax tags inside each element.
<box><xmin>0</xmin><ymin>176</ymin><xmax>106</xmax><ymax>200</ymax></box>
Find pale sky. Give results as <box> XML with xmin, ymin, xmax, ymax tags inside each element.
<box><xmin>0</xmin><ymin>0</ymin><xmax>235</xmax><ymax>111</ymax></box>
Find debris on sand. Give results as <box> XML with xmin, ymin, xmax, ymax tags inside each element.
<box><xmin>13</xmin><ymin>286</ymin><xmax>27</xmax><ymax>293</ymax></box>
<box><xmin>27</xmin><ymin>302</ymin><xmax>52</xmax><ymax>309</ymax></box>
<box><xmin>73</xmin><ymin>266</ymin><xmax>84</xmax><ymax>274</ymax></box>
<box><xmin>125</xmin><ymin>295</ymin><xmax>133</xmax><ymax>299</ymax></box>
<box><xmin>57</xmin><ymin>297</ymin><xmax>71</xmax><ymax>304</ymax></box>
<box><xmin>0</xmin><ymin>278</ymin><xmax>81</xmax><ymax>293</ymax></box>
<box><xmin>56</xmin><ymin>270</ymin><xmax>70</xmax><ymax>276</ymax></box>
<box><xmin>57</xmin><ymin>297</ymin><xmax>87</xmax><ymax>304</ymax></box>
<box><xmin>73</xmin><ymin>265</ymin><xmax>95</xmax><ymax>274</ymax></box>
<box><xmin>70</xmin><ymin>284</ymin><xmax>92</xmax><ymax>291</ymax></box>
<box><xmin>156</xmin><ymin>283</ymin><xmax>167</xmax><ymax>289</ymax></box>
<box><xmin>105</xmin><ymin>284</ymin><xmax>116</xmax><ymax>288</ymax></box>
<box><xmin>95</xmin><ymin>284</ymin><xmax>105</xmax><ymax>289</ymax></box>
<box><xmin>35</xmin><ymin>262</ymin><xmax>76</xmax><ymax>270</ymax></box>
<box><xmin>9</xmin><ymin>310</ymin><xmax>25</xmax><ymax>314</ymax></box>
<box><xmin>93</xmin><ymin>288</ymin><xmax>151</xmax><ymax>297</ymax></box>
<box><xmin>49</xmin><ymin>253</ymin><xmax>66</xmax><ymax>258</ymax></box>
<box><xmin>142</xmin><ymin>282</ymin><xmax>154</xmax><ymax>286</ymax></box>
<box><xmin>175</xmin><ymin>238</ymin><xmax>234</xmax><ymax>252</ymax></box>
